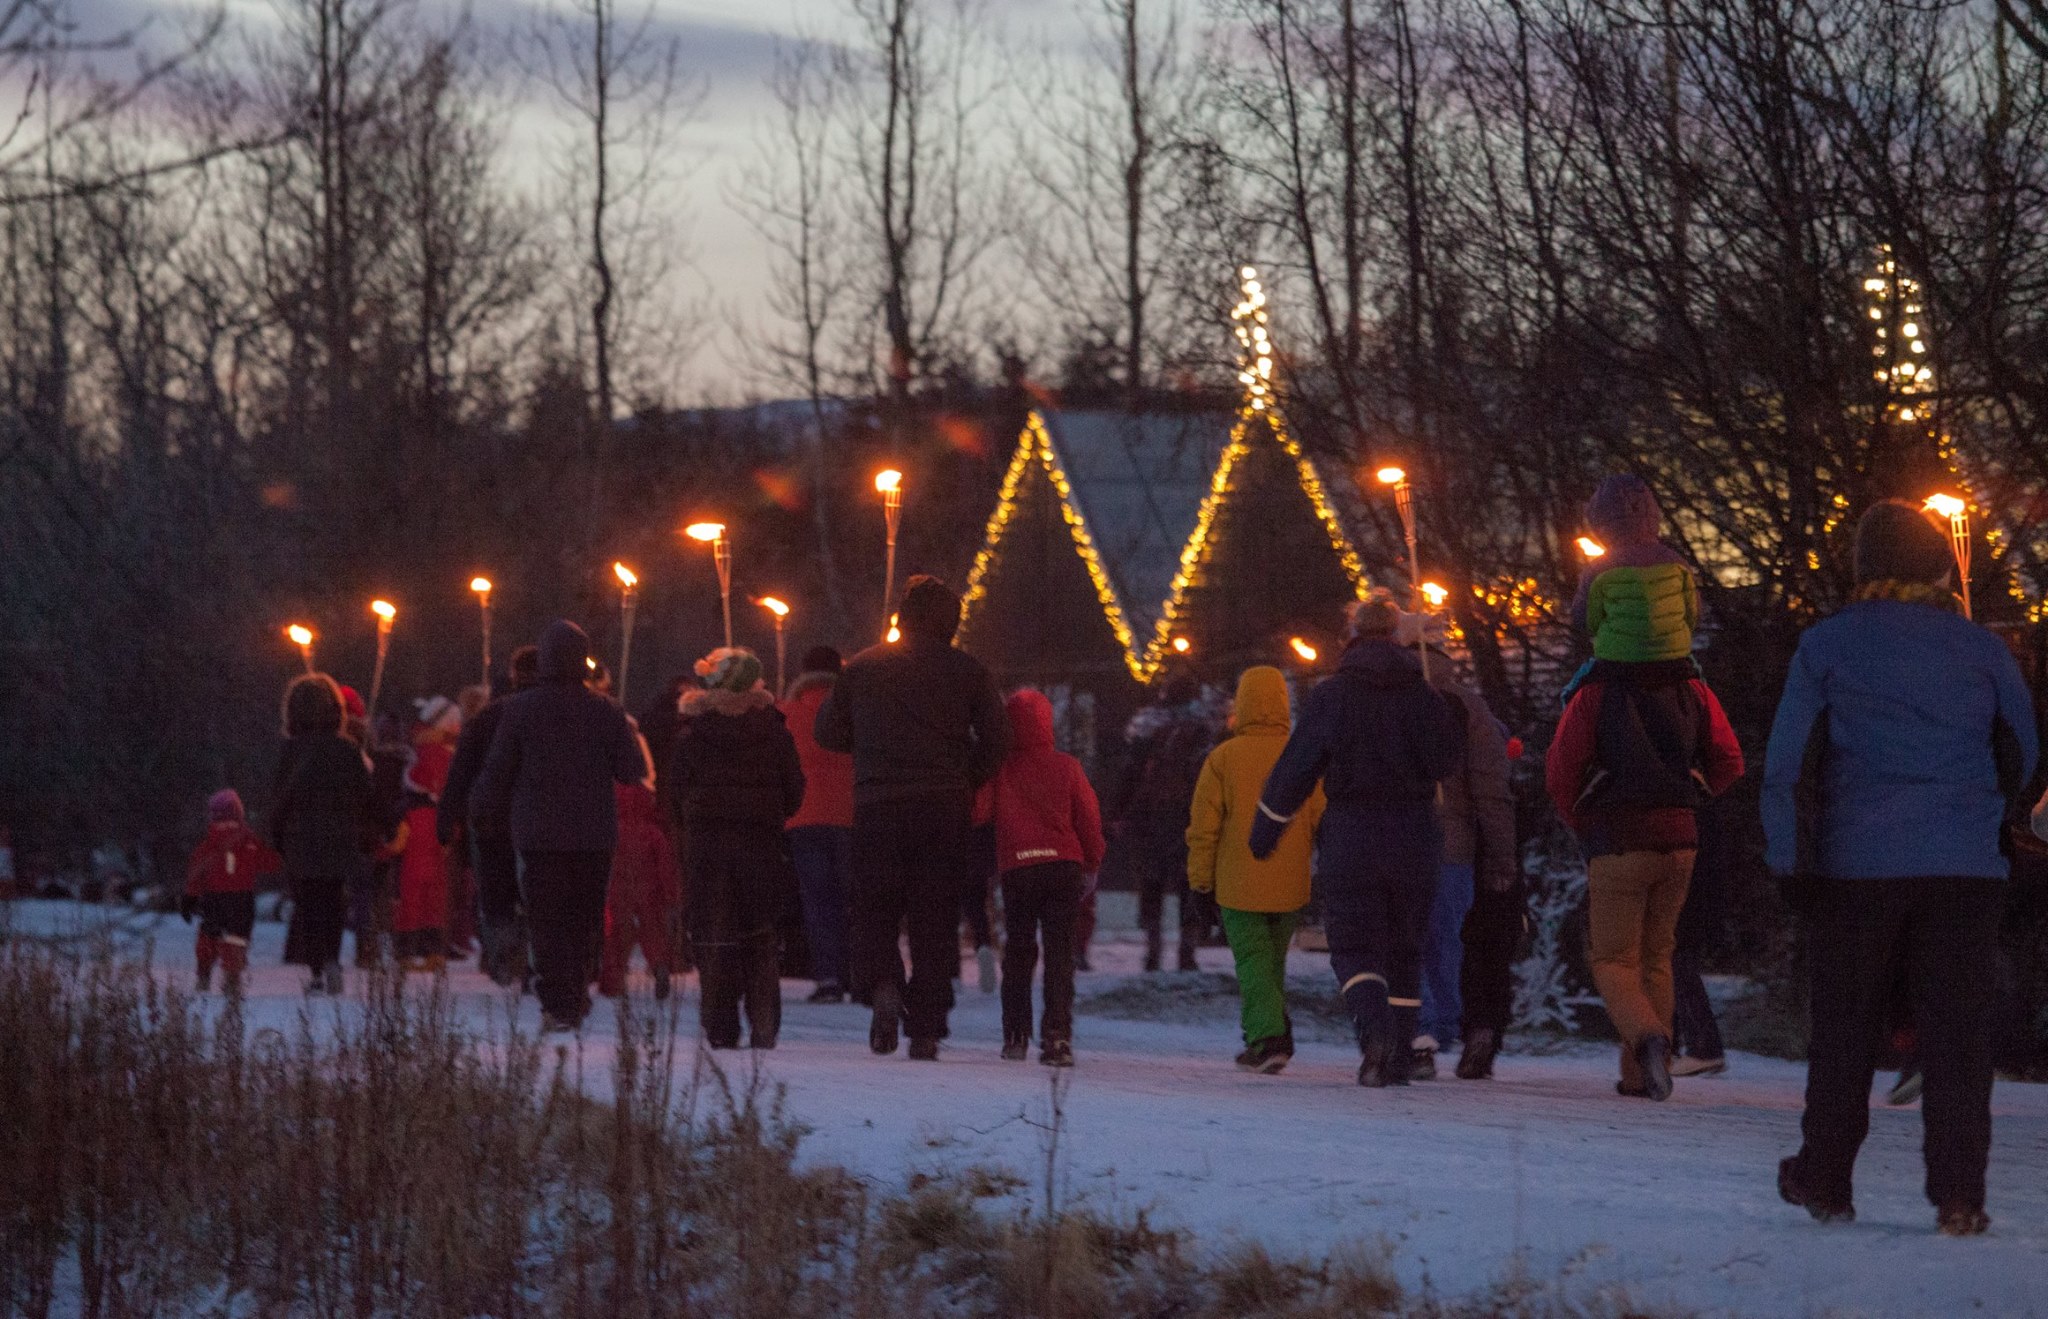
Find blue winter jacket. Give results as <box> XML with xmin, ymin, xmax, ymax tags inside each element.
<box><xmin>1761</xmin><ymin>599</ymin><xmax>2037</xmax><ymax>880</ymax></box>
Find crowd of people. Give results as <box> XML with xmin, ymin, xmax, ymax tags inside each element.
<box><xmin>187</xmin><ymin>484</ymin><xmax>2040</xmax><ymax>1238</ymax></box>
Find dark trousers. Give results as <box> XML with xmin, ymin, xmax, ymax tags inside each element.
<box><xmin>1130</xmin><ymin>811</ymin><xmax>1198</xmax><ymax>948</ymax></box>
<box><xmin>852</xmin><ymin>790</ymin><xmax>972</xmax><ymax>1042</ymax></box>
<box><xmin>789</xmin><ymin>825</ymin><xmax>853</xmax><ymax>989</ymax></box>
<box><xmin>688</xmin><ymin>821</ymin><xmax>788</xmax><ymax>1048</ymax></box>
<box><xmin>197</xmin><ymin>891</ymin><xmax>257</xmax><ymax>942</ymax></box>
<box><xmin>1000</xmin><ymin>862</ymin><xmax>1084</xmax><ymax>1044</ymax></box>
<box><xmin>964</xmin><ymin>824</ymin><xmax>997</xmax><ymax>951</ymax></box>
<box><xmin>519</xmin><ymin>850</ymin><xmax>612</xmax><ymax>1025</ymax></box>
<box><xmin>284</xmin><ymin>866</ymin><xmax>352</xmax><ymax>970</ymax></box>
<box><xmin>473</xmin><ymin>833</ymin><xmax>526</xmax><ymax>984</ymax></box>
<box><xmin>1672</xmin><ymin>946</ymin><xmax>1724</xmax><ymax>1060</ymax></box>
<box><xmin>1459</xmin><ymin>879</ymin><xmax>1524</xmax><ymax>1038</ymax></box>
<box><xmin>1798</xmin><ymin>876</ymin><xmax>2004</xmax><ymax>1212</ymax></box>
<box><xmin>1320</xmin><ymin>805</ymin><xmax>1442</xmax><ymax>1051</ymax></box>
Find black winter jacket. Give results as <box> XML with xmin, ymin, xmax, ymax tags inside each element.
<box><xmin>1250</xmin><ymin>638</ymin><xmax>1463</xmax><ymax>857</ymax></box>
<box><xmin>668</xmin><ymin>688</ymin><xmax>805</xmax><ymax>828</ymax></box>
<box><xmin>438</xmin><ymin>697</ymin><xmax>508</xmax><ymax>844</ymax></box>
<box><xmin>814</xmin><ymin>637</ymin><xmax>1009</xmax><ymax>806</ymax></box>
<box><xmin>271</xmin><ymin>733</ymin><xmax>376</xmax><ymax>871</ymax></box>
<box><xmin>472</xmin><ymin>621</ymin><xmax>646</xmax><ymax>853</ymax></box>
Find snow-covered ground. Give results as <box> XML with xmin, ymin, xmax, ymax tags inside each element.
<box><xmin>10</xmin><ymin>898</ymin><xmax>2048</xmax><ymax>1318</ymax></box>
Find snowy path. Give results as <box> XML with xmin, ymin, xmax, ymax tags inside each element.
<box><xmin>13</xmin><ymin>900</ymin><xmax>2048</xmax><ymax>1318</ymax></box>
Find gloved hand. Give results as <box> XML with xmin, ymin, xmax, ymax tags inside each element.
<box><xmin>1248</xmin><ymin>812</ymin><xmax>1282</xmax><ymax>861</ymax></box>
<box><xmin>1775</xmin><ymin>872</ymin><xmax>1822</xmax><ymax>918</ymax></box>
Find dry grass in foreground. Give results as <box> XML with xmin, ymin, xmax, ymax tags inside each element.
<box><xmin>0</xmin><ymin>935</ymin><xmax>1699</xmax><ymax>1319</ymax></box>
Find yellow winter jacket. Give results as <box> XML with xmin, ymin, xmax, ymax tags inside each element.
<box><xmin>1186</xmin><ymin>667</ymin><xmax>1324</xmax><ymax>913</ymax></box>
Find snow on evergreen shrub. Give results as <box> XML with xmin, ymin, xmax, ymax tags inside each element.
<box><xmin>1513</xmin><ymin>830</ymin><xmax>1590</xmax><ymax>1036</ymax></box>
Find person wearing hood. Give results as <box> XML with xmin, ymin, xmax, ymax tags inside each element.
<box><xmin>472</xmin><ymin>620</ymin><xmax>646</xmax><ymax>1031</ymax></box>
<box><xmin>783</xmin><ymin>646</ymin><xmax>857</xmax><ymax>1003</ymax></box>
<box><xmin>1187</xmin><ymin>666</ymin><xmax>1324</xmax><ymax>1074</ymax></box>
<box><xmin>182</xmin><ymin>788</ymin><xmax>281</xmax><ymax>993</ymax></box>
<box><xmin>1250</xmin><ymin>593</ymin><xmax>1465</xmax><ymax>1086</ymax></box>
<box><xmin>1112</xmin><ymin>670</ymin><xmax>1219</xmax><ymax>972</ymax></box>
<box><xmin>274</xmin><ymin>673</ymin><xmax>377</xmax><ymax>995</ymax></box>
<box><xmin>669</xmin><ymin>648</ymin><xmax>805</xmax><ymax>1049</ymax></box>
<box><xmin>1768</xmin><ymin>501</ymin><xmax>2036</xmax><ymax>1236</ymax></box>
<box><xmin>990</xmin><ymin>688</ymin><xmax>1105</xmax><ymax>1066</ymax></box>
<box><xmin>600</xmin><ymin>768</ymin><xmax>681</xmax><ymax>1001</ymax></box>
<box><xmin>815</xmin><ymin>575</ymin><xmax>1009</xmax><ymax>1062</ymax></box>
<box><xmin>1569</xmin><ymin>474</ymin><xmax>1699</xmax><ymax>666</ymax></box>
<box><xmin>441</xmin><ymin>645</ymin><xmax>541</xmax><ymax>986</ymax></box>
<box><xmin>387</xmin><ymin>712</ymin><xmax>455</xmax><ymax>973</ymax></box>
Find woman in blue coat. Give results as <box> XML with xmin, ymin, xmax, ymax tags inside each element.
<box><xmin>1764</xmin><ymin>501</ymin><xmax>2036</xmax><ymax>1236</ymax></box>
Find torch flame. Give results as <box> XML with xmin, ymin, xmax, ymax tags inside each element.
<box><xmin>1170</xmin><ymin>636</ymin><xmax>1191</xmax><ymax>654</ymax></box>
<box><xmin>470</xmin><ymin>576</ymin><xmax>492</xmax><ymax>595</ymax></box>
<box><xmin>1576</xmin><ymin>537</ymin><xmax>1607</xmax><ymax>559</ymax></box>
<box><xmin>1420</xmin><ymin>582</ymin><xmax>1449</xmax><ymax>608</ymax></box>
<box><xmin>286</xmin><ymin>624</ymin><xmax>313</xmax><ymax>646</ymax></box>
<box><xmin>759</xmin><ymin>596</ymin><xmax>790</xmax><ymax>618</ymax></box>
<box><xmin>1375</xmin><ymin>466</ymin><xmax>1407</xmax><ymax>486</ymax></box>
<box><xmin>371</xmin><ymin>599</ymin><xmax>396</xmax><ymax>621</ymax></box>
<box><xmin>614</xmin><ymin>562</ymin><xmax>638</xmax><ymax>589</ymax></box>
<box><xmin>1289</xmin><ymin>637</ymin><xmax>1319</xmax><ymax>663</ymax></box>
<box><xmin>875</xmin><ymin>469</ymin><xmax>903</xmax><ymax>495</ymax></box>
<box><xmin>1923</xmin><ymin>493</ymin><xmax>1966</xmax><ymax>519</ymax></box>
<box><xmin>685</xmin><ymin>522</ymin><xmax>726</xmax><ymax>543</ymax></box>
<box><xmin>886</xmin><ymin>613</ymin><xmax>901</xmax><ymax>644</ymax></box>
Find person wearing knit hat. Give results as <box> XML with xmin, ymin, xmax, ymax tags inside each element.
<box><xmin>1568</xmin><ymin>474</ymin><xmax>1700</xmax><ymax>665</ymax></box>
<box><xmin>783</xmin><ymin>645</ymin><xmax>856</xmax><ymax>1003</ymax></box>
<box><xmin>183</xmin><ymin>787</ymin><xmax>282</xmax><ymax>992</ymax></box>
<box><xmin>670</xmin><ymin>645</ymin><xmax>805</xmax><ymax>1048</ymax></box>
<box><xmin>1766</xmin><ymin>499</ymin><xmax>2036</xmax><ymax>1236</ymax></box>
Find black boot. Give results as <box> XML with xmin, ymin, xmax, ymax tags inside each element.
<box><xmin>1778</xmin><ymin>1154</ymin><xmax>1855</xmax><ymax>1224</ymax></box>
<box><xmin>1343</xmin><ymin>977</ymin><xmax>1403</xmax><ymax>1088</ymax></box>
<box><xmin>870</xmin><ymin>981</ymin><xmax>902</xmax><ymax>1056</ymax></box>
<box><xmin>1455</xmin><ymin>1027</ymin><xmax>1499</xmax><ymax>1080</ymax></box>
<box><xmin>1143</xmin><ymin>930</ymin><xmax>1163</xmax><ymax>973</ymax></box>
<box><xmin>1636</xmin><ymin>1034</ymin><xmax>1674</xmax><ymax>1102</ymax></box>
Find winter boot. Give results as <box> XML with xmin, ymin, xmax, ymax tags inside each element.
<box><xmin>977</xmin><ymin>945</ymin><xmax>999</xmax><ymax>994</ymax></box>
<box><xmin>1408</xmin><ymin>1044</ymin><xmax>1438</xmax><ymax>1082</ymax></box>
<box><xmin>1143</xmin><ymin>929</ymin><xmax>1163</xmax><ymax>973</ymax></box>
<box><xmin>1237</xmin><ymin>1037</ymin><xmax>1289</xmax><ymax>1075</ymax></box>
<box><xmin>1778</xmin><ymin>1155</ymin><xmax>1854</xmax><ymax>1224</ymax></box>
<box><xmin>907</xmin><ymin>1037</ymin><xmax>940</xmax><ymax>1062</ymax></box>
<box><xmin>1670</xmin><ymin>1054</ymin><xmax>1727</xmax><ymax>1079</ymax></box>
<box><xmin>1176</xmin><ymin>935</ymin><xmax>1200</xmax><ymax>973</ymax></box>
<box><xmin>1636</xmin><ymin>1034</ymin><xmax>1674</xmax><ymax>1102</ymax></box>
<box><xmin>1279</xmin><ymin>1014</ymin><xmax>1296</xmax><ymax>1059</ymax></box>
<box><xmin>1002</xmin><ymin>1034</ymin><xmax>1030</xmax><ymax>1062</ymax></box>
<box><xmin>196</xmin><ymin>932</ymin><xmax>220</xmax><ymax>992</ymax></box>
<box><xmin>1343</xmin><ymin>975</ymin><xmax>1401</xmax><ymax>1088</ymax></box>
<box><xmin>219</xmin><ymin>937</ymin><xmax>250</xmax><ymax>994</ymax></box>
<box><xmin>1455</xmin><ymin>1027</ymin><xmax>1499</xmax><ymax>1080</ymax></box>
<box><xmin>808</xmin><ymin>981</ymin><xmax>846</xmax><ymax>1004</ymax></box>
<box><xmin>654</xmin><ymin>966</ymin><xmax>674</xmax><ymax>1001</ymax></box>
<box><xmin>1040</xmin><ymin>1039</ymin><xmax>1074</xmax><ymax>1068</ymax></box>
<box><xmin>1887</xmin><ymin>1067</ymin><xmax>1924</xmax><ymax>1107</ymax></box>
<box><xmin>1937</xmin><ymin>1206</ymin><xmax>1990</xmax><ymax>1237</ymax></box>
<box><xmin>870</xmin><ymin>982</ymin><xmax>902</xmax><ymax>1056</ymax></box>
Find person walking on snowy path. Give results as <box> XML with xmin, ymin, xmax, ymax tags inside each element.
<box><xmin>440</xmin><ymin>645</ymin><xmax>540</xmax><ymax>986</ymax></box>
<box><xmin>1112</xmin><ymin>672</ymin><xmax>1218</xmax><ymax>972</ymax></box>
<box><xmin>274</xmin><ymin>674</ymin><xmax>377</xmax><ymax>995</ymax></box>
<box><xmin>1252</xmin><ymin>594</ymin><xmax>1465</xmax><ymax>1087</ymax></box>
<box><xmin>1187</xmin><ymin>666</ymin><xmax>1323</xmax><ymax>1074</ymax></box>
<box><xmin>183</xmin><ymin>789</ymin><xmax>280</xmax><ymax>993</ymax></box>
<box><xmin>783</xmin><ymin>647</ymin><xmax>857</xmax><ymax>1004</ymax></box>
<box><xmin>472</xmin><ymin>621</ymin><xmax>646</xmax><ymax>1032</ymax></box>
<box><xmin>1418</xmin><ymin>653</ymin><xmax>1520</xmax><ymax>1082</ymax></box>
<box><xmin>670</xmin><ymin>648</ymin><xmax>805</xmax><ymax>1049</ymax></box>
<box><xmin>815</xmin><ymin>575</ymin><xmax>1009</xmax><ymax>1062</ymax></box>
<box><xmin>1767</xmin><ymin>500</ymin><xmax>2036</xmax><ymax>1237</ymax></box>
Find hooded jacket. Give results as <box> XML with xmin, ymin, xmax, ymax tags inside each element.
<box><xmin>609</xmin><ymin>782</ymin><xmax>681</xmax><ymax>914</ymax></box>
<box><xmin>271</xmin><ymin>731</ymin><xmax>376</xmax><ymax>870</ymax></box>
<box><xmin>1187</xmin><ymin>667</ymin><xmax>1324</xmax><ymax>912</ymax></box>
<box><xmin>472</xmin><ymin>621</ymin><xmax>646</xmax><ymax>853</ymax></box>
<box><xmin>813</xmin><ymin>636</ymin><xmax>1009</xmax><ymax>806</ymax></box>
<box><xmin>991</xmin><ymin>689</ymin><xmax>1105</xmax><ymax>874</ymax></box>
<box><xmin>668</xmin><ymin>687</ymin><xmax>805</xmax><ymax>828</ymax></box>
<box><xmin>1568</xmin><ymin>476</ymin><xmax>1698</xmax><ymax>663</ymax></box>
<box><xmin>782</xmin><ymin>672</ymin><xmax>855</xmax><ymax>830</ymax></box>
<box><xmin>1431</xmin><ymin>664</ymin><xmax>1520</xmax><ymax>893</ymax></box>
<box><xmin>1764</xmin><ymin>598</ymin><xmax>2036</xmax><ymax>880</ymax></box>
<box><xmin>186</xmin><ymin>821</ymin><xmax>282</xmax><ymax>898</ymax></box>
<box><xmin>1251</xmin><ymin>638</ymin><xmax>1464</xmax><ymax>859</ymax></box>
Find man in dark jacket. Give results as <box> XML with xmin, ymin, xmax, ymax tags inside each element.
<box><xmin>1252</xmin><ymin>594</ymin><xmax>1465</xmax><ymax>1086</ymax></box>
<box><xmin>439</xmin><ymin>644</ymin><xmax>540</xmax><ymax>986</ymax></box>
<box><xmin>669</xmin><ymin>648</ymin><xmax>805</xmax><ymax>1049</ymax></box>
<box><xmin>1112</xmin><ymin>671</ymin><xmax>1217</xmax><ymax>972</ymax></box>
<box><xmin>472</xmin><ymin>621</ymin><xmax>646</xmax><ymax>1030</ymax></box>
<box><xmin>815</xmin><ymin>575</ymin><xmax>1009</xmax><ymax>1061</ymax></box>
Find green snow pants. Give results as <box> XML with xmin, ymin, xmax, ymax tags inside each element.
<box><xmin>1221</xmin><ymin>907</ymin><xmax>1298</xmax><ymax>1046</ymax></box>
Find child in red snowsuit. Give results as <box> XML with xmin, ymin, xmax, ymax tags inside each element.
<box><xmin>389</xmin><ymin>740</ymin><xmax>454</xmax><ymax>971</ymax></box>
<box><xmin>600</xmin><ymin>781</ymin><xmax>681</xmax><ymax>999</ymax></box>
<box><xmin>991</xmin><ymin>689</ymin><xmax>1106</xmax><ymax>1066</ymax></box>
<box><xmin>183</xmin><ymin>789</ymin><xmax>280</xmax><ymax>992</ymax></box>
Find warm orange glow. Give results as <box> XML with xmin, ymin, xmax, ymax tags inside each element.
<box><xmin>1376</xmin><ymin>466</ymin><xmax>1407</xmax><ymax>486</ymax></box>
<box><xmin>470</xmin><ymin>576</ymin><xmax>492</xmax><ymax>595</ymax></box>
<box><xmin>759</xmin><ymin>596</ymin><xmax>790</xmax><ymax>618</ymax></box>
<box><xmin>1924</xmin><ymin>493</ymin><xmax>1966</xmax><ymax>520</ymax></box>
<box><xmin>370</xmin><ymin>599</ymin><xmax>396</xmax><ymax>621</ymax></box>
<box><xmin>1576</xmin><ymin>537</ymin><xmax>1607</xmax><ymax>559</ymax></box>
<box><xmin>886</xmin><ymin>613</ymin><xmax>901</xmax><ymax>644</ymax></box>
<box><xmin>286</xmin><ymin>624</ymin><xmax>313</xmax><ymax>647</ymax></box>
<box><xmin>875</xmin><ymin>469</ymin><xmax>903</xmax><ymax>495</ymax></box>
<box><xmin>613</xmin><ymin>562</ymin><xmax>638</xmax><ymax>589</ymax></box>
<box><xmin>1289</xmin><ymin>636</ymin><xmax>1318</xmax><ymax>663</ymax></box>
<box><xmin>685</xmin><ymin>522</ymin><xmax>726</xmax><ymax>543</ymax></box>
<box><xmin>1420</xmin><ymin>582</ymin><xmax>1449</xmax><ymax>608</ymax></box>
<box><xmin>1170</xmin><ymin>636</ymin><xmax>1191</xmax><ymax>654</ymax></box>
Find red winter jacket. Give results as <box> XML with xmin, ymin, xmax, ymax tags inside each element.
<box><xmin>782</xmin><ymin>675</ymin><xmax>855</xmax><ymax>830</ymax></box>
<box><xmin>1546</xmin><ymin>662</ymin><xmax>1744</xmax><ymax>858</ymax></box>
<box><xmin>609</xmin><ymin>782</ymin><xmax>681</xmax><ymax>917</ymax></box>
<box><xmin>186</xmin><ymin>822</ymin><xmax>281</xmax><ymax>897</ymax></box>
<box><xmin>992</xmin><ymin>690</ymin><xmax>1106</xmax><ymax>875</ymax></box>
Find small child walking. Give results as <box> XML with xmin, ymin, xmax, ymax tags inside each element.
<box><xmin>388</xmin><ymin>750</ymin><xmax>451</xmax><ymax>972</ymax></box>
<box><xmin>991</xmin><ymin>689</ymin><xmax>1105</xmax><ymax>1067</ymax></box>
<box><xmin>182</xmin><ymin>789</ymin><xmax>281</xmax><ymax>992</ymax></box>
<box><xmin>600</xmin><ymin>778</ymin><xmax>682</xmax><ymax>1000</ymax></box>
<box><xmin>1186</xmin><ymin>667</ymin><xmax>1324</xmax><ymax>1073</ymax></box>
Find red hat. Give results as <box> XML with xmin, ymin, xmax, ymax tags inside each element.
<box><xmin>207</xmin><ymin>789</ymin><xmax>246</xmax><ymax>823</ymax></box>
<box><xmin>339</xmin><ymin>685</ymin><xmax>367</xmax><ymax>722</ymax></box>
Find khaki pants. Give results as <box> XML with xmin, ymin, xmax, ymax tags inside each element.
<box><xmin>1587</xmin><ymin>850</ymin><xmax>1696</xmax><ymax>1087</ymax></box>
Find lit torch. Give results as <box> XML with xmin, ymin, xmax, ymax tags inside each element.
<box><xmin>368</xmin><ymin>599</ymin><xmax>397</xmax><ymax>720</ymax></box>
<box><xmin>876</xmin><ymin>469</ymin><xmax>904</xmax><ymax>641</ymax></box>
<box><xmin>1288</xmin><ymin>636</ymin><xmax>1319</xmax><ymax>665</ymax></box>
<box><xmin>471</xmin><ymin>577</ymin><xmax>493</xmax><ymax>690</ymax></box>
<box><xmin>1375</xmin><ymin>466</ymin><xmax>1428</xmax><ymax>678</ymax></box>
<box><xmin>614</xmin><ymin>562</ymin><xmax>639</xmax><ymax>706</ymax></box>
<box><xmin>759</xmin><ymin>596</ymin><xmax>791</xmax><ymax>698</ymax></box>
<box><xmin>1923</xmin><ymin>493</ymin><xmax>1971</xmax><ymax>620</ymax></box>
<box><xmin>685</xmin><ymin>522</ymin><xmax>733</xmax><ymax>649</ymax></box>
<box><xmin>285</xmin><ymin>624</ymin><xmax>315</xmax><ymax>675</ymax></box>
